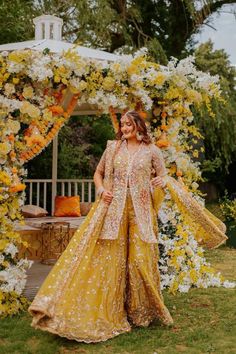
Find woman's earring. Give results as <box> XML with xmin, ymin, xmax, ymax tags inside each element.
<box><xmin>136</xmin><ymin>132</ymin><xmax>143</xmax><ymax>141</ymax></box>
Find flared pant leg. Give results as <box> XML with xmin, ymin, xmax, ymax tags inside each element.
<box><xmin>121</xmin><ymin>189</ymin><xmax>173</xmax><ymax>327</ymax></box>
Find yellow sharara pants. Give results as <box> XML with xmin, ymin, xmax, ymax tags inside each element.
<box><xmin>29</xmin><ymin>188</ymin><xmax>173</xmax><ymax>343</ymax></box>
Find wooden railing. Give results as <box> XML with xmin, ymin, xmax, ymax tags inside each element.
<box><xmin>24</xmin><ymin>179</ymin><xmax>95</xmax><ymax>214</ymax></box>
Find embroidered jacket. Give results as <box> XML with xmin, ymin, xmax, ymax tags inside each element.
<box><xmin>96</xmin><ymin>139</ymin><xmax>167</xmax><ymax>243</ymax></box>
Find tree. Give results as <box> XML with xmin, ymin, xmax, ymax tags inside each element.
<box><xmin>1</xmin><ymin>0</ymin><xmax>236</xmax><ymax>62</ymax></box>
<box><xmin>27</xmin><ymin>115</ymin><xmax>114</xmax><ymax>179</ymax></box>
<box><xmin>0</xmin><ymin>0</ymin><xmax>34</xmax><ymax>44</ymax></box>
<box><xmin>194</xmin><ymin>40</ymin><xmax>236</xmax><ymax>190</ymax></box>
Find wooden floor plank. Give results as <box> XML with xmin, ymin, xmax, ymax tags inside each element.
<box><xmin>23</xmin><ymin>261</ymin><xmax>53</xmax><ymax>300</ymax></box>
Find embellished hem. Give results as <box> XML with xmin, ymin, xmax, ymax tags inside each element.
<box><xmin>30</xmin><ymin>314</ymin><xmax>132</xmax><ymax>343</ymax></box>
<box><xmin>29</xmin><ymin>310</ymin><xmax>172</xmax><ymax>343</ymax></box>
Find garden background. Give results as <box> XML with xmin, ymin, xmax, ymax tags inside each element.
<box><xmin>0</xmin><ymin>1</ymin><xmax>236</xmax><ymax>354</ymax></box>
<box><xmin>0</xmin><ymin>0</ymin><xmax>235</xmax><ymax>195</ymax></box>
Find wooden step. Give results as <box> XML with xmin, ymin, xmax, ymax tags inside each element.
<box><xmin>23</xmin><ymin>261</ymin><xmax>53</xmax><ymax>300</ymax></box>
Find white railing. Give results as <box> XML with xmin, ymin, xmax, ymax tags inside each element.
<box><xmin>24</xmin><ymin>179</ymin><xmax>95</xmax><ymax>214</ymax></box>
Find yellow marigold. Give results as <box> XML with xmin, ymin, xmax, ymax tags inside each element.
<box><xmin>9</xmin><ymin>183</ymin><xmax>26</xmax><ymax>193</ymax></box>
<box><xmin>156</xmin><ymin>139</ymin><xmax>170</xmax><ymax>148</ymax></box>
<box><xmin>48</xmin><ymin>105</ymin><xmax>64</xmax><ymax>115</ymax></box>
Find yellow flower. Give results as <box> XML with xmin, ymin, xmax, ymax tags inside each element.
<box><xmin>102</xmin><ymin>77</ymin><xmax>116</xmax><ymax>91</ymax></box>
<box><xmin>78</xmin><ymin>80</ymin><xmax>87</xmax><ymax>91</ymax></box>
<box><xmin>7</xmin><ymin>119</ymin><xmax>21</xmax><ymax>134</ymax></box>
<box><xmin>127</xmin><ymin>65</ymin><xmax>138</xmax><ymax>76</ymax></box>
<box><xmin>12</xmin><ymin>77</ymin><xmax>20</xmax><ymax>84</ymax></box>
<box><xmin>22</xmin><ymin>86</ymin><xmax>34</xmax><ymax>99</ymax></box>
<box><xmin>0</xmin><ymin>205</ymin><xmax>8</xmax><ymax>217</ymax></box>
<box><xmin>153</xmin><ymin>72</ymin><xmax>166</xmax><ymax>86</ymax></box>
<box><xmin>0</xmin><ymin>142</ymin><xmax>11</xmax><ymax>156</ymax></box>
<box><xmin>111</xmin><ymin>63</ymin><xmax>121</xmax><ymax>73</ymax></box>
<box><xmin>54</xmin><ymin>75</ymin><xmax>61</xmax><ymax>83</ymax></box>
<box><xmin>20</xmin><ymin>101</ymin><xmax>40</xmax><ymax>118</ymax></box>
<box><xmin>190</xmin><ymin>269</ymin><xmax>198</xmax><ymax>282</ymax></box>
<box><xmin>192</xmin><ymin>150</ymin><xmax>199</xmax><ymax>158</ymax></box>
<box><xmin>0</xmin><ymin>239</ymin><xmax>9</xmax><ymax>251</ymax></box>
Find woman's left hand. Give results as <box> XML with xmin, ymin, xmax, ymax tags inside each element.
<box><xmin>151</xmin><ymin>176</ymin><xmax>166</xmax><ymax>188</ymax></box>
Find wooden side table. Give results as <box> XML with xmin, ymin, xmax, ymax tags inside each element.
<box><xmin>40</xmin><ymin>222</ymin><xmax>70</xmax><ymax>265</ymax></box>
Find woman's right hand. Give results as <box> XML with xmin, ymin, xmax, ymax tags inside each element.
<box><xmin>101</xmin><ymin>190</ymin><xmax>113</xmax><ymax>205</ymax></box>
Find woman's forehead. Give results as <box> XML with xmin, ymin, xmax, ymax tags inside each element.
<box><xmin>121</xmin><ymin>114</ymin><xmax>132</xmax><ymax>123</ymax></box>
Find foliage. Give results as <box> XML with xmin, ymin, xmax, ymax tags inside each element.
<box><xmin>220</xmin><ymin>194</ymin><xmax>236</xmax><ymax>221</ymax></box>
<box><xmin>27</xmin><ymin>115</ymin><xmax>114</xmax><ymax>179</ymax></box>
<box><xmin>57</xmin><ymin>115</ymin><xmax>114</xmax><ymax>178</ymax></box>
<box><xmin>0</xmin><ymin>0</ymin><xmax>34</xmax><ymax>44</ymax></box>
<box><xmin>194</xmin><ymin>40</ymin><xmax>236</xmax><ymax>188</ymax></box>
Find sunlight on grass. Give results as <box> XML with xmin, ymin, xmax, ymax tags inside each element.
<box><xmin>0</xmin><ymin>247</ymin><xmax>235</xmax><ymax>354</ymax></box>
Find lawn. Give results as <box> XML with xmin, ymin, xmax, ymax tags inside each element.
<box><xmin>0</xmin><ymin>247</ymin><xmax>235</xmax><ymax>354</ymax></box>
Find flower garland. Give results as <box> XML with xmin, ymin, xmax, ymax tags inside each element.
<box><xmin>0</xmin><ymin>47</ymin><xmax>232</xmax><ymax>317</ymax></box>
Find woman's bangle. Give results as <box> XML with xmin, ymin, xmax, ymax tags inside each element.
<box><xmin>96</xmin><ymin>186</ymin><xmax>105</xmax><ymax>197</ymax></box>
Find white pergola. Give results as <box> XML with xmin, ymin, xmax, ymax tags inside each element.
<box><xmin>0</xmin><ymin>15</ymin><xmax>121</xmax><ymax>213</ymax></box>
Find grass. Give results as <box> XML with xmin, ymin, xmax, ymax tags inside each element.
<box><xmin>0</xmin><ymin>247</ymin><xmax>235</xmax><ymax>354</ymax></box>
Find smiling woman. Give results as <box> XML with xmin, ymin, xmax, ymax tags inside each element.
<box><xmin>28</xmin><ymin>109</ymin><xmax>230</xmax><ymax>342</ymax></box>
<box><xmin>0</xmin><ymin>42</ymin><xmax>232</xmax><ymax>322</ymax></box>
<box><xmin>29</xmin><ymin>111</ymin><xmax>174</xmax><ymax>342</ymax></box>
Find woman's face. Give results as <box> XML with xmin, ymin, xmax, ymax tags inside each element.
<box><xmin>120</xmin><ymin>115</ymin><xmax>137</xmax><ymax>140</ymax></box>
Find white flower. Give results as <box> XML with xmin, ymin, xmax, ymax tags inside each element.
<box><xmin>1</xmin><ymin>51</ymin><xmax>9</xmax><ymax>57</ymax></box>
<box><xmin>4</xmin><ymin>243</ymin><xmax>18</xmax><ymax>258</ymax></box>
<box><xmin>4</xmin><ymin>83</ymin><xmax>15</xmax><ymax>96</ymax></box>
<box><xmin>223</xmin><ymin>280</ymin><xmax>236</xmax><ymax>288</ymax></box>
<box><xmin>178</xmin><ymin>284</ymin><xmax>191</xmax><ymax>293</ymax></box>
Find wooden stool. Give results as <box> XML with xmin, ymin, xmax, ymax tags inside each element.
<box><xmin>40</xmin><ymin>222</ymin><xmax>70</xmax><ymax>265</ymax></box>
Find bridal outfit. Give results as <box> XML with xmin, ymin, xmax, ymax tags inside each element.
<box><xmin>29</xmin><ymin>139</ymin><xmax>227</xmax><ymax>342</ymax></box>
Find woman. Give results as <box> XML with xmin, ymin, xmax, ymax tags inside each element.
<box><xmin>29</xmin><ymin>110</ymin><xmax>227</xmax><ymax>342</ymax></box>
<box><xmin>29</xmin><ymin>110</ymin><xmax>173</xmax><ymax>342</ymax></box>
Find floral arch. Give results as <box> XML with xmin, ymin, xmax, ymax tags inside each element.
<box><xmin>0</xmin><ymin>47</ymin><xmax>233</xmax><ymax>317</ymax></box>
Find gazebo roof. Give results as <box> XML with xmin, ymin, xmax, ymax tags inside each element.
<box><xmin>0</xmin><ymin>14</ymin><xmax>122</xmax><ymax>115</ymax></box>
<box><xmin>0</xmin><ymin>39</ymin><xmax>120</xmax><ymax>62</ymax></box>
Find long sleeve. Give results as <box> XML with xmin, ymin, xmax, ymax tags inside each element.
<box><xmin>95</xmin><ymin>148</ymin><xmax>107</xmax><ymax>177</ymax></box>
<box><xmin>95</xmin><ymin>140</ymin><xmax>116</xmax><ymax>177</ymax></box>
<box><xmin>151</xmin><ymin>144</ymin><xmax>167</xmax><ymax>177</ymax></box>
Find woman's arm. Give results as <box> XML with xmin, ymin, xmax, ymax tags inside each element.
<box><xmin>93</xmin><ymin>147</ymin><xmax>113</xmax><ymax>204</ymax></box>
<box><xmin>150</xmin><ymin>144</ymin><xmax>167</xmax><ymax>188</ymax></box>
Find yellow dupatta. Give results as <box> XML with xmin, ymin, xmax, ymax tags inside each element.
<box><xmin>152</xmin><ymin>176</ymin><xmax>227</xmax><ymax>249</ymax></box>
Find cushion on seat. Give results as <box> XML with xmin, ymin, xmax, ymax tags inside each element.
<box><xmin>21</xmin><ymin>204</ymin><xmax>48</xmax><ymax>218</ymax></box>
<box><xmin>54</xmin><ymin>196</ymin><xmax>81</xmax><ymax>217</ymax></box>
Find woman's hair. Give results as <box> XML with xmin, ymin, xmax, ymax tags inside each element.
<box><xmin>116</xmin><ymin>110</ymin><xmax>151</xmax><ymax>144</ymax></box>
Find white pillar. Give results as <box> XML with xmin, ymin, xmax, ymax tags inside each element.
<box><xmin>51</xmin><ymin>134</ymin><xmax>58</xmax><ymax>215</ymax></box>
<box><xmin>45</xmin><ymin>21</ymin><xmax>50</xmax><ymax>40</ymax></box>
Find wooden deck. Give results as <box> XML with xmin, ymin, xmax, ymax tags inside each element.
<box><xmin>23</xmin><ymin>261</ymin><xmax>53</xmax><ymax>300</ymax></box>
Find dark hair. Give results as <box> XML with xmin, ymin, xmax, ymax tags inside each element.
<box><xmin>116</xmin><ymin>110</ymin><xmax>151</xmax><ymax>144</ymax></box>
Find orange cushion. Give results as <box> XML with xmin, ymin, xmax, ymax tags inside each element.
<box><xmin>54</xmin><ymin>196</ymin><xmax>81</xmax><ymax>217</ymax></box>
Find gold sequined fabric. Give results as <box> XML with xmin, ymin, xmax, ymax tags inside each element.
<box><xmin>29</xmin><ymin>190</ymin><xmax>173</xmax><ymax>343</ymax></box>
<box><xmin>97</xmin><ymin>140</ymin><xmax>167</xmax><ymax>243</ymax></box>
<box><xmin>165</xmin><ymin>176</ymin><xmax>227</xmax><ymax>249</ymax></box>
